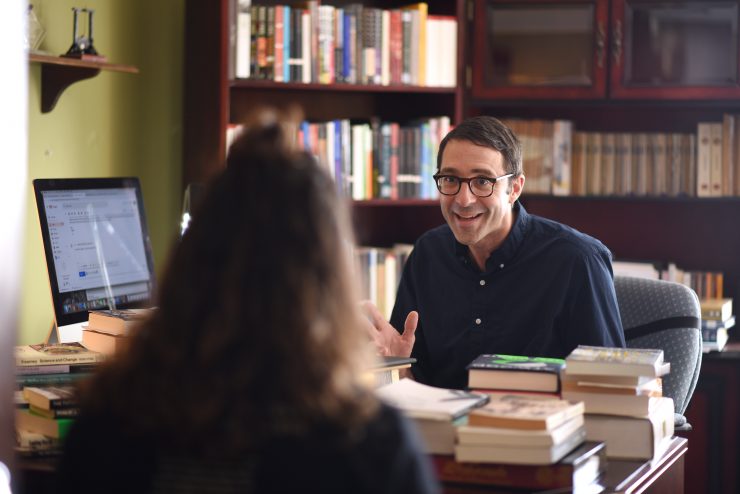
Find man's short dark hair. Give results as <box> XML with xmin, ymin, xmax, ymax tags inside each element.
<box><xmin>437</xmin><ymin>116</ymin><xmax>523</xmax><ymax>177</ymax></box>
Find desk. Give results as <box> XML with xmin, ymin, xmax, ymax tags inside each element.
<box><xmin>440</xmin><ymin>437</ymin><xmax>687</xmax><ymax>494</ymax></box>
<box><xmin>14</xmin><ymin>438</ymin><xmax>687</xmax><ymax>494</ymax></box>
<box><xmin>682</xmin><ymin>342</ymin><xmax>740</xmax><ymax>493</ymax></box>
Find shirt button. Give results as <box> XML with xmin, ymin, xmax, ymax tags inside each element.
<box><xmin>475</xmin><ymin>318</ymin><xmax>482</xmax><ymax>325</ymax></box>
<box><xmin>499</xmin><ymin>263</ymin><xmax>505</xmax><ymax>269</ymax></box>
<box><xmin>479</xmin><ymin>280</ymin><xmax>486</xmax><ymax>286</ymax></box>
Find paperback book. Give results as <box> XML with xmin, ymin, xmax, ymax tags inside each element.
<box><xmin>15</xmin><ymin>343</ymin><xmax>106</xmax><ymax>367</ymax></box>
<box><xmin>467</xmin><ymin>395</ymin><xmax>584</xmax><ymax>431</ymax></box>
<box><xmin>564</xmin><ymin>345</ymin><xmax>670</xmax><ymax>378</ymax></box>
<box><xmin>454</xmin><ymin>427</ymin><xmax>586</xmax><ymax>465</ymax></box>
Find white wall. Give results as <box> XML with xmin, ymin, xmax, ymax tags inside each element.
<box><xmin>0</xmin><ymin>0</ymin><xmax>28</xmax><ymax>482</ymax></box>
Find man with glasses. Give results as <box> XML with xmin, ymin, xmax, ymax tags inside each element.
<box><xmin>364</xmin><ymin>116</ymin><xmax>625</xmax><ymax>389</ymax></box>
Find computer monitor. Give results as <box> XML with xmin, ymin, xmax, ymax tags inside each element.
<box><xmin>33</xmin><ymin>177</ymin><xmax>156</xmax><ymax>343</ymax></box>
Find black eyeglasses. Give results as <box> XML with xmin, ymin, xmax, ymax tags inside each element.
<box><xmin>433</xmin><ymin>173</ymin><xmax>514</xmax><ymax>197</ymax></box>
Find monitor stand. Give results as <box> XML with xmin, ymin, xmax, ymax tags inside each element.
<box><xmin>45</xmin><ymin>320</ymin><xmax>84</xmax><ymax>345</ymax></box>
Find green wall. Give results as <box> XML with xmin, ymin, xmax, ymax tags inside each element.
<box><xmin>22</xmin><ymin>0</ymin><xmax>184</xmax><ymax>344</ymax></box>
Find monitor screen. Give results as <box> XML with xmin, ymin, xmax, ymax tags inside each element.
<box><xmin>33</xmin><ymin>178</ymin><xmax>156</xmax><ymax>330</ymax></box>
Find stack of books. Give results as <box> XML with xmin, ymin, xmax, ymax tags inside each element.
<box><xmin>454</xmin><ymin>394</ymin><xmax>586</xmax><ymax>465</ymax></box>
<box><xmin>375</xmin><ymin>378</ymin><xmax>488</xmax><ymax>454</ymax></box>
<box><xmin>15</xmin><ymin>343</ymin><xmax>104</xmax><ymax>390</ymax></box>
<box><xmin>466</xmin><ymin>354</ymin><xmax>564</xmax><ymax>398</ymax></box>
<box><xmin>701</xmin><ymin>298</ymin><xmax>734</xmax><ymax>352</ymax></box>
<box><xmin>15</xmin><ymin>385</ymin><xmax>79</xmax><ymax>457</ymax></box>
<box><xmin>14</xmin><ymin>343</ymin><xmax>103</xmax><ymax>458</ymax></box>
<box><xmin>365</xmin><ymin>356</ymin><xmax>415</xmax><ymax>386</ymax></box>
<box><xmin>82</xmin><ymin>308</ymin><xmax>152</xmax><ymax>355</ymax></box>
<box><xmin>561</xmin><ymin>345</ymin><xmax>674</xmax><ymax>460</ymax></box>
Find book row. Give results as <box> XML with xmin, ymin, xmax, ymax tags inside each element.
<box><xmin>612</xmin><ymin>261</ymin><xmax>726</xmax><ymax>300</ymax></box>
<box><xmin>506</xmin><ymin>115</ymin><xmax>740</xmax><ymax>197</ymax></box>
<box><xmin>354</xmin><ymin>244</ymin><xmax>413</xmax><ymax>320</ymax></box>
<box><xmin>233</xmin><ymin>1</ymin><xmax>457</xmax><ymax>87</ymax></box>
<box><xmin>228</xmin><ymin>115</ymin><xmax>450</xmax><ymax>200</ymax></box>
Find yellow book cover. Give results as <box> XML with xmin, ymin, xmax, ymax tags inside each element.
<box><xmin>402</xmin><ymin>3</ymin><xmax>428</xmax><ymax>86</ymax></box>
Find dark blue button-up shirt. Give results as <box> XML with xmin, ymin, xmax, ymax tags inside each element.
<box><xmin>390</xmin><ymin>202</ymin><xmax>625</xmax><ymax>390</ymax></box>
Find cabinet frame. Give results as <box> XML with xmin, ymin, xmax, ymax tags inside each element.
<box><xmin>470</xmin><ymin>0</ymin><xmax>609</xmax><ymax>100</ymax></box>
<box><xmin>609</xmin><ymin>0</ymin><xmax>740</xmax><ymax>100</ymax></box>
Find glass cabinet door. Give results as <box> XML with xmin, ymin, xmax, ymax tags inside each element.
<box><xmin>611</xmin><ymin>0</ymin><xmax>740</xmax><ymax>98</ymax></box>
<box><xmin>471</xmin><ymin>0</ymin><xmax>608</xmax><ymax>99</ymax></box>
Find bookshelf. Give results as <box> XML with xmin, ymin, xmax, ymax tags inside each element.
<box><xmin>183</xmin><ymin>0</ymin><xmax>466</xmax><ymax>193</ymax></box>
<box><xmin>184</xmin><ymin>3</ymin><xmax>740</xmax><ymax>491</ymax></box>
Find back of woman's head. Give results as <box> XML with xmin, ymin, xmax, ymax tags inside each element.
<box><xmin>85</xmin><ymin>110</ymin><xmax>376</xmax><ymax>456</ymax></box>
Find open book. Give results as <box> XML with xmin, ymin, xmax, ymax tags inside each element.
<box><xmin>375</xmin><ymin>378</ymin><xmax>489</xmax><ymax>421</ymax></box>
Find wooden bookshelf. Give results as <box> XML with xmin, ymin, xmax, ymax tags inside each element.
<box><xmin>182</xmin><ymin>1</ymin><xmax>740</xmax><ymax>493</ymax></box>
<box><xmin>29</xmin><ymin>54</ymin><xmax>139</xmax><ymax>113</ymax></box>
<box><xmin>183</xmin><ymin>0</ymin><xmax>466</xmax><ymax>186</ymax></box>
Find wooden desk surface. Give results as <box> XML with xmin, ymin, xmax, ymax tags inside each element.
<box><xmin>441</xmin><ymin>436</ymin><xmax>687</xmax><ymax>494</ymax></box>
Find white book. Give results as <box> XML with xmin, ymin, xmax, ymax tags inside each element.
<box><xmin>552</xmin><ymin>120</ymin><xmax>573</xmax><ymax>196</ymax></box>
<box><xmin>454</xmin><ymin>427</ymin><xmax>586</xmax><ymax>465</ymax></box>
<box><xmin>235</xmin><ymin>6</ymin><xmax>252</xmax><ymax>79</ymax></box>
<box><xmin>565</xmin><ymin>345</ymin><xmax>670</xmax><ymax>378</ymax></box>
<box><xmin>351</xmin><ymin>124</ymin><xmax>367</xmax><ymax>200</ymax></box>
<box><xmin>301</xmin><ymin>11</ymin><xmax>311</xmax><ymax>83</ymax></box>
<box><xmin>584</xmin><ymin>396</ymin><xmax>674</xmax><ymax>460</ymax></box>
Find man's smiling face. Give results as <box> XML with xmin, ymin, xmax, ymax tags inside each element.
<box><xmin>438</xmin><ymin>139</ymin><xmax>522</xmax><ymax>262</ymax></box>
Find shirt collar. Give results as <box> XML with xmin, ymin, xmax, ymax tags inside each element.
<box><xmin>452</xmin><ymin>201</ymin><xmax>530</xmax><ymax>272</ymax></box>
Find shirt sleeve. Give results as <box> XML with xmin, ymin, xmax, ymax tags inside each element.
<box><xmin>562</xmin><ymin>248</ymin><xmax>626</xmax><ymax>352</ymax></box>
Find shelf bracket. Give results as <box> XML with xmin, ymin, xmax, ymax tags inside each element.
<box><xmin>39</xmin><ymin>63</ymin><xmax>101</xmax><ymax>113</ymax></box>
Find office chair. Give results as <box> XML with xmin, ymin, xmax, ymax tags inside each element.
<box><xmin>613</xmin><ymin>276</ymin><xmax>702</xmax><ymax>430</ymax></box>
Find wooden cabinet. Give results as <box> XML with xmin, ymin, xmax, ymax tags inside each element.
<box><xmin>183</xmin><ymin>2</ymin><xmax>740</xmax><ymax>491</ymax></box>
<box><xmin>681</xmin><ymin>343</ymin><xmax>740</xmax><ymax>494</ymax></box>
<box><xmin>471</xmin><ymin>0</ymin><xmax>609</xmax><ymax>99</ymax></box>
<box><xmin>471</xmin><ymin>0</ymin><xmax>740</xmax><ymax>100</ymax></box>
<box><xmin>611</xmin><ymin>0</ymin><xmax>740</xmax><ymax>99</ymax></box>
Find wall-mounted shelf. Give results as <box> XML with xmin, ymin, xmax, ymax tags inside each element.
<box><xmin>29</xmin><ymin>53</ymin><xmax>139</xmax><ymax>113</ymax></box>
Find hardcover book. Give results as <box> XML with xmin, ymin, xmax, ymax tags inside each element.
<box><xmin>467</xmin><ymin>354</ymin><xmax>564</xmax><ymax>393</ymax></box>
<box><xmin>81</xmin><ymin>329</ymin><xmax>129</xmax><ymax>356</ymax></box>
<box><xmin>564</xmin><ymin>346</ymin><xmax>670</xmax><ymax>378</ymax></box>
<box><xmin>432</xmin><ymin>441</ymin><xmax>605</xmax><ymax>491</ymax></box>
<box><xmin>15</xmin><ymin>410</ymin><xmax>75</xmax><ymax>440</ymax></box>
<box><xmin>23</xmin><ymin>386</ymin><xmax>77</xmax><ymax>410</ymax></box>
<box><xmin>560</xmin><ymin>391</ymin><xmax>659</xmax><ymax>417</ymax></box>
<box><xmin>700</xmin><ymin>298</ymin><xmax>733</xmax><ymax>321</ymax></box>
<box><xmin>584</xmin><ymin>397</ymin><xmax>674</xmax><ymax>460</ymax></box>
<box><xmin>87</xmin><ymin>308</ymin><xmax>153</xmax><ymax>336</ymax></box>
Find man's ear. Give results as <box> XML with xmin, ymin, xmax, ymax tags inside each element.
<box><xmin>510</xmin><ymin>174</ymin><xmax>525</xmax><ymax>204</ymax></box>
